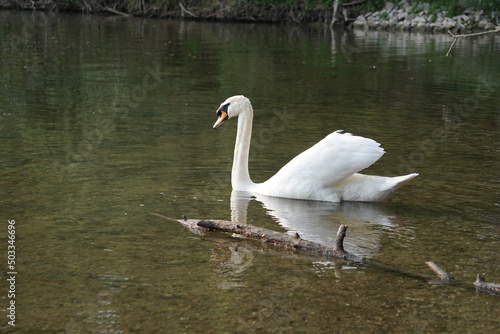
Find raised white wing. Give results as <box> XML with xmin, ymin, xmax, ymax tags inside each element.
<box><xmin>256</xmin><ymin>131</ymin><xmax>385</xmax><ymax>198</ymax></box>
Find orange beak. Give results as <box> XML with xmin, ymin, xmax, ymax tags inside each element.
<box><xmin>213</xmin><ymin>110</ymin><xmax>228</xmax><ymax>129</ymax></box>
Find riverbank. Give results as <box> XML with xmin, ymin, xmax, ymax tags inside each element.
<box><xmin>353</xmin><ymin>1</ymin><xmax>499</xmax><ymax>33</ymax></box>
<box><xmin>4</xmin><ymin>0</ymin><xmax>315</xmax><ymax>22</ymax></box>
<box><xmin>1</xmin><ymin>0</ymin><xmax>499</xmax><ymax>33</ymax></box>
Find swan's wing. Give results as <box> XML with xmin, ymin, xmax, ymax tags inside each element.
<box><xmin>264</xmin><ymin>131</ymin><xmax>385</xmax><ymax>188</ymax></box>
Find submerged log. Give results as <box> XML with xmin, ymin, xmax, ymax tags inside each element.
<box><xmin>426</xmin><ymin>261</ymin><xmax>456</xmax><ymax>283</ymax></box>
<box><xmin>151</xmin><ymin>213</ymin><xmax>498</xmax><ymax>295</ymax></box>
<box><xmin>474</xmin><ymin>275</ymin><xmax>500</xmax><ymax>295</ymax></box>
<box><xmin>196</xmin><ymin>219</ymin><xmax>364</xmax><ymax>263</ymax></box>
<box><xmin>150</xmin><ymin>213</ymin><xmax>363</xmax><ymax>262</ymax></box>
<box><xmin>426</xmin><ymin>262</ymin><xmax>500</xmax><ymax>295</ymax></box>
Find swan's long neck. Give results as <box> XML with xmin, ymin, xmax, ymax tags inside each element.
<box><xmin>232</xmin><ymin>105</ymin><xmax>255</xmax><ymax>191</ymax></box>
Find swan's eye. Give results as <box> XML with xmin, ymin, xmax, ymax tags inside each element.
<box><xmin>217</xmin><ymin>102</ymin><xmax>230</xmax><ymax>114</ymax></box>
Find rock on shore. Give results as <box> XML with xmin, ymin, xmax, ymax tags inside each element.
<box><xmin>353</xmin><ymin>1</ymin><xmax>499</xmax><ymax>33</ymax></box>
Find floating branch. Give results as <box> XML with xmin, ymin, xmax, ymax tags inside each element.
<box><xmin>151</xmin><ymin>213</ymin><xmax>498</xmax><ymax>295</ymax></box>
<box><xmin>196</xmin><ymin>219</ymin><xmax>364</xmax><ymax>263</ymax></box>
<box><xmin>474</xmin><ymin>275</ymin><xmax>500</xmax><ymax>295</ymax></box>
<box><xmin>150</xmin><ymin>213</ymin><xmax>363</xmax><ymax>262</ymax></box>
<box><xmin>446</xmin><ymin>28</ymin><xmax>500</xmax><ymax>56</ymax></box>
<box><xmin>426</xmin><ymin>261</ymin><xmax>455</xmax><ymax>283</ymax></box>
<box><xmin>425</xmin><ymin>262</ymin><xmax>500</xmax><ymax>295</ymax></box>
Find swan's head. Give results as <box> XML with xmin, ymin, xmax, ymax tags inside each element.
<box><xmin>213</xmin><ymin>95</ymin><xmax>251</xmax><ymax>129</ymax></box>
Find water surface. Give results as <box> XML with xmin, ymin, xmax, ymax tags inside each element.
<box><xmin>0</xmin><ymin>10</ymin><xmax>499</xmax><ymax>333</ymax></box>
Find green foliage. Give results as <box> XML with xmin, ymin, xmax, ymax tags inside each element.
<box><xmin>408</xmin><ymin>5</ymin><xmax>419</xmax><ymax>14</ymax></box>
<box><xmin>253</xmin><ymin>0</ymin><xmax>294</xmax><ymax>9</ymax></box>
<box><xmin>350</xmin><ymin>0</ymin><xmax>386</xmax><ymax>14</ymax></box>
<box><xmin>367</xmin><ymin>0</ymin><xmax>387</xmax><ymax>10</ymax></box>
<box><xmin>135</xmin><ymin>0</ymin><xmax>500</xmax><ymax>14</ymax></box>
<box><xmin>413</xmin><ymin>1</ymin><xmax>500</xmax><ymax>17</ymax></box>
<box><xmin>247</xmin><ymin>0</ymin><xmax>350</xmax><ymax>10</ymax></box>
<box><xmin>455</xmin><ymin>0</ymin><xmax>500</xmax><ymax>12</ymax></box>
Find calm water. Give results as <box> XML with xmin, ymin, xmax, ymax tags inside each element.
<box><xmin>0</xmin><ymin>10</ymin><xmax>499</xmax><ymax>333</ymax></box>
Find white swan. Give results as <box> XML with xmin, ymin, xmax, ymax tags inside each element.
<box><xmin>213</xmin><ymin>95</ymin><xmax>418</xmax><ymax>202</ymax></box>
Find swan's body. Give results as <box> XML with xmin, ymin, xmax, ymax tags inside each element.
<box><xmin>213</xmin><ymin>95</ymin><xmax>418</xmax><ymax>202</ymax></box>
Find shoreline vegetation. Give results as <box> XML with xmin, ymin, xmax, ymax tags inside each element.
<box><xmin>1</xmin><ymin>0</ymin><xmax>499</xmax><ymax>33</ymax></box>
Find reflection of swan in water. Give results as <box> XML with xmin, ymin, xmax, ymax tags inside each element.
<box><xmin>215</xmin><ymin>245</ymin><xmax>255</xmax><ymax>290</ymax></box>
<box><xmin>231</xmin><ymin>190</ymin><xmax>411</xmax><ymax>258</ymax></box>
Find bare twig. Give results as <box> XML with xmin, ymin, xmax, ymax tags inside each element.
<box><xmin>445</xmin><ymin>37</ymin><xmax>459</xmax><ymax>57</ymax></box>
<box><xmin>449</xmin><ymin>28</ymin><xmax>500</xmax><ymax>38</ymax></box>
<box><xmin>331</xmin><ymin>0</ymin><xmax>339</xmax><ymax>26</ymax></box>
<box><xmin>288</xmin><ymin>11</ymin><xmax>302</xmax><ymax>25</ymax></box>
<box><xmin>342</xmin><ymin>0</ymin><xmax>366</xmax><ymax>6</ymax></box>
<box><xmin>446</xmin><ymin>28</ymin><xmax>500</xmax><ymax>56</ymax></box>
<box><xmin>426</xmin><ymin>261</ymin><xmax>455</xmax><ymax>282</ymax></box>
<box><xmin>333</xmin><ymin>223</ymin><xmax>347</xmax><ymax>253</ymax></box>
<box><xmin>105</xmin><ymin>7</ymin><xmax>131</xmax><ymax>17</ymax></box>
<box><xmin>79</xmin><ymin>0</ymin><xmax>92</xmax><ymax>12</ymax></box>
<box><xmin>149</xmin><ymin>213</ymin><xmax>207</xmax><ymax>235</ymax></box>
<box><xmin>179</xmin><ymin>2</ymin><xmax>197</xmax><ymax>18</ymax></box>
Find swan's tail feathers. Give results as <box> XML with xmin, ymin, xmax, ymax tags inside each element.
<box><xmin>364</xmin><ymin>172</ymin><xmax>418</xmax><ymax>202</ymax></box>
<box><xmin>383</xmin><ymin>173</ymin><xmax>419</xmax><ymax>191</ymax></box>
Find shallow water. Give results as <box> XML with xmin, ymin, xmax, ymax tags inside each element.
<box><xmin>0</xmin><ymin>10</ymin><xmax>499</xmax><ymax>333</ymax></box>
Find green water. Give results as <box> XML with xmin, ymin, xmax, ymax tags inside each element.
<box><xmin>0</xmin><ymin>10</ymin><xmax>498</xmax><ymax>333</ymax></box>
